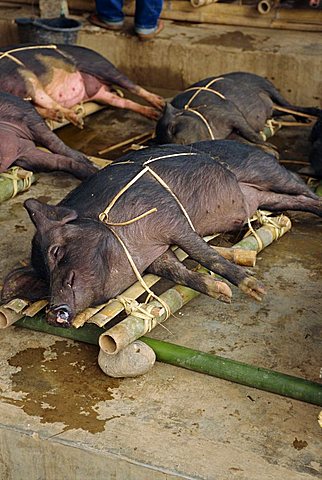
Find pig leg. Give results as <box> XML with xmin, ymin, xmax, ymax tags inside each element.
<box><xmin>24</xmin><ymin>74</ymin><xmax>83</xmax><ymax>126</ymax></box>
<box><xmin>87</xmin><ymin>85</ymin><xmax>161</xmax><ymax>120</ymax></box>
<box><xmin>28</xmin><ymin>120</ymin><xmax>91</xmax><ymax>164</ymax></box>
<box><xmin>15</xmin><ymin>141</ymin><xmax>97</xmax><ymax>180</ymax></box>
<box><xmin>231</xmin><ymin>115</ymin><xmax>266</xmax><ymax>145</ymax></box>
<box><xmin>170</xmin><ymin>228</ymin><xmax>265</xmax><ymax>301</ymax></box>
<box><xmin>240</xmin><ymin>185</ymin><xmax>322</xmax><ymax>217</ymax></box>
<box><xmin>147</xmin><ymin>249</ymin><xmax>232</xmax><ymax>302</ymax></box>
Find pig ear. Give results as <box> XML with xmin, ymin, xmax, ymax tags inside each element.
<box><xmin>163</xmin><ymin>102</ymin><xmax>179</xmax><ymax>119</ymax></box>
<box><xmin>24</xmin><ymin>198</ymin><xmax>78</xmax><ymax>232</ymax></box>
<box><xmin>1</xmin><ymin>265</ymin><xmax>49</xmax><ymax>303</ymax></box>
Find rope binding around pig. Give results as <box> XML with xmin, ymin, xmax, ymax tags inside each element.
<box><xmin>0</xmin><ymin>45</ymin><xmax>68</xmax><ymax>66</ymax></box>
<box><xmin>99</xmin><ymin>152</ymin><xmax>199</xmax><ymax>321</ymax></box>
<box><xmin>181</xmin><ymin>77</ymin><xmax>316</xmax><ymax>139</ymax></box>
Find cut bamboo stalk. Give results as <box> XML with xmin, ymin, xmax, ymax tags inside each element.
<box><xmin>47</xmin><ymin>102</ymin><xmax>105</xmax><ymax>131</ymax></box>
<box><xmin>98</xmin><ymin>215</ymin><xmax>291</xmax><ymax>356</ymax></box>
<box><xmin>98</xmin><ymin>282</ymin><xmax>202</xmax><ymax>355</ymax></box>
<box><xmin>212</xmin><ymin>246</ymin><xmax>256</xmax><ymax>267</ymax></box>
<box><xmin>98</xmin><ymin>131</ymin><xmax>154</xmax><ymax>155</ymax></box>
<box><xmin>87</xmin><ymin>235</ymin><xmax>218</xmax><ymax>328</ymax></box>
<box><xmin>0</xmin><ymin>298</ymin><xmax>29</xmax><ymax>328</ymax></box>
<box><xmin>0</xmin><ymin>167</ymin><xmax>37</xmax><ymax>204</ymax></box>
<box><xmin>23</xmin><ymin>299</ymin><xmax>48</xmax><ymax>317</ymax></box>
<box><xmin>236</xmin><ymin>214</ymin><xmax>292</xmax><ymax>253</ymax></box>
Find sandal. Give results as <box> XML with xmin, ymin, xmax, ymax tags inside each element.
<box><xmin>136</xmin><ymin>20</ymin><xmax>164</xmax><ymax>41</ymax></box>
<box><xmin>88</xmin><ymin>13</ymin><xmax>123</xmax><ymax>31</ymax></box>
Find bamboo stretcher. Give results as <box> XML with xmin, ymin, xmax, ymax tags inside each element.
<box><xmin>0</xmin><ymin>213</ymin><xmax>292</xmax><ymax>379</ymax></box>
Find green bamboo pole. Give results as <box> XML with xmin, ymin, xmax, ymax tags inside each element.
<box><xmin>141</xmin><ymin>337</ymin><xmax>322</xmax><ymax>407</ymax></box>
<box><xmin>13</xmin><ymin>314</ymin><xmax>322</xmax><ymax>406</ymax></box>
<box><xmin>15</xmin><ymin>315</ymin><xmax>102</xmax><ymax>345</ymax></box>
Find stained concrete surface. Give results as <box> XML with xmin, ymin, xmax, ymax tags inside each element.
<box><xmin>0</xmin><ymin>5</ymin><xmax>322</xmax><ymax>107</ymax></box>
<box><xmin>0</xmin><ymin>105</ymin><xmax>321</xmax><ymax>479</ymax></box>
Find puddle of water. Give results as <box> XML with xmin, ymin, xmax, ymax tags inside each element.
<box><xmin>4</xmin><ymin>340</ymin><xmax>121</xmax><ymax>434</ymax></box>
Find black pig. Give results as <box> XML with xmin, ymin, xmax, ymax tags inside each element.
<box><xmin>2</xmin><ymin>142</ymin><xmax>321</xmax><ymax>327</ymax></box>
<box><xmin>0</xmin><ymin>92</ymin><xmax>96</xmax><ymax>179</ymax></box>
<box><xmin>0</xmin><ymin>44</ymin><xmax>164</xmax><ymax>126</ymax></box>
<box><xmin>155</xmin><ymin>72</ymin><xmax>318</xmax><ymax>145</ymax></box>
<box><xmin>309</xmin><ymin>112</ymin><xmax>322</xmax><ymax>178</ymax></box>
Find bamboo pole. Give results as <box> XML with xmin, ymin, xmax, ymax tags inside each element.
<box><xmin>141</xmin><ymin>337</ymin><xmax>322</xmax><ymax>407</ymax></box>
<box><xmin>10</xmin><ymin>314</ymin><xmax>322</xmax><ymax>406</ymax></box>
<box><xmin>98</xmin><ymin>131</ymin><xmax>154</xmax><ymax>155</ymax></box>
<box><xmin>46</xmin><ymin>102</ymin><xmax>105</xmax><ymax>131</ymax></box>
<box><xmin>235</xmin><ymin>214</ymin><xmax>292</xmax><ymax>253</ymax></box>
<box><xmin>0</xmin><ymin>167</ymin><xmax>37</xmax><ymax>204</ymax></box>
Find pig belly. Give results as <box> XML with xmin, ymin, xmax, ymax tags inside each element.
<box><xmin>44</xmin><ymin>69</ymin><xmax>86</xmax><ymax>108</ymax></box>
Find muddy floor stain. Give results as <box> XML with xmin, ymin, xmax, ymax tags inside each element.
<box><xmin>4</xmin><ymin>340</ymin><xmax>121</xmax><ymax>433</ymax></box>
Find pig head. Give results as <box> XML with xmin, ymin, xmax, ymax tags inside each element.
<box><xmin>2</xmin><ymin>199</ymin><xmax>131</xmax><ymax>327</ymax></box>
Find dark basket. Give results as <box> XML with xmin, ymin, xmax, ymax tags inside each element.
<box><xmin>15</xmin><ymin>17</ymin><xmax>82</xmax><ymax>45</ymax></box>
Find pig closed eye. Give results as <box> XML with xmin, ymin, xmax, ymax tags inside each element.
<box><xmin>48</xmin><ymin>245</ymin><xmax>63</xmax><ymax>262</ymax></box>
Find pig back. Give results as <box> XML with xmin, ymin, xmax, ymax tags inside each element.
<box><xmin>59</xmin><ymin>145</ymin><xmax>247</xmax><ymax>236</ymax></box>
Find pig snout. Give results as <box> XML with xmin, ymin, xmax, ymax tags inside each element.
<box><xmin>47</xmin><ymin>304</ymin><xmax>73</xmax><ymax>327</ymax></box>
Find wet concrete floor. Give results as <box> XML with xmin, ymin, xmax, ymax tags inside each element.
<box><xmin>0</xmin><ymin>106</ymin><xmax>321</xmax><ymax>479</ymax></box>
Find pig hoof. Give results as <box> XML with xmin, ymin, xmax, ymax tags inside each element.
<box><xmin>149</xmin><ymin>95</ymin><xmax>166</xmax><ymax>111</ymax></box>
<box><xmin>142</xmin><ymin>106</ymin><xmax>162</xmax><ymax>121</ymax></box>
<box><xmin>239</xmin><ymin>277</ymin><xmax>266</xmax><ymax>302</ymax></box>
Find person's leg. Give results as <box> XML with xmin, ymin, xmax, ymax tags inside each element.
<box><xmin>135</xmin><ymin>0</ymin><xmax>163</xmax><ymax>35</ymax></box>
<box><xmin>91</xmin><ymin>0</ymin><xmax>124</xmax><ymax>27</ymax></box>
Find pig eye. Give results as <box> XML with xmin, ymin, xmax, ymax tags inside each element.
<box><xmin>48</xmin><ymin>245</ymin><xmax>61</xmax><ymax>260</ymax></box>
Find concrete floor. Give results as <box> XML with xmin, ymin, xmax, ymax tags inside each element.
<box><xmin>0</xmin><ymin>105</ymin><xmax>321</xmax><ymax>479</ymax></box>
<box><xmin>0</xmin><ymin>6</ymin><xmax>321</xmax><ymax>478</ymax></box>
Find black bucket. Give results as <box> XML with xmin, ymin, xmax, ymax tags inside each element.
<box><xmin>15</xmin><ymin>16</ymin><xmax>82</xmax><ymax>45</ymax></box>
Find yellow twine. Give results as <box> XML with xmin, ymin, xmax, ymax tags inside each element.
<box><xmin>99</xmin><ymin>152</ymin><xmax>201</xmax><ymax>321</ymax></box>
<box><xmin>1</xmin><ymin>167</ymin><xmax>33</xmax><ymax>198</ymax></box>
<box><xmin>244</xmin><ymin>210</ymin><xmax>290</xmax><ymax>252</ymax></box>
<box><xmin>184</xmin><ymin>107</ymin><xmax>215</xmax><ymax>140</ymax></box>
<box><xmin>109</xmin><ymin>228</ymin><xmax>172</xmax><ymax>321</ymax></box>
<box><xmin>184</xmin><ymin>77</ymin><xmax>225</xmax><ymax>108</ymax></box>
<box><xmin>0</xmin><ymin>45</ymin><xmax>58</xmax><ymax>65</ymax></box>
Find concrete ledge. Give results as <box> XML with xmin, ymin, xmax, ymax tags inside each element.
<box><xmin>0</xmin><ymin>7</ymin><xmax>321</xmax><ymax>107</ymax></box>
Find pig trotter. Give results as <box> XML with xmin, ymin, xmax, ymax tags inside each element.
<box><xmin>141</xmin><ymin>106</ymin><xmax>163</xmax><ymax>121</ymax></box>
<box><xmin>238</xmin><ymin>277</ymin><xmax>266</xmax><ymax>301</ymax></box>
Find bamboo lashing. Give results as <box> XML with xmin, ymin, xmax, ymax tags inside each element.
<box><xmin>0</xmin><ymin>233</ymin><xmax>248</xmax><ymax>330</ymax></box>
<box><xmin>98</xmin><ymin>214</ymin><xmax>292</xmax><ymax>356</ymax></box>
<box><xmin>0</xmin><ymin>167</ymin><xmax>36</xmax><ymax>202</ymax></box>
